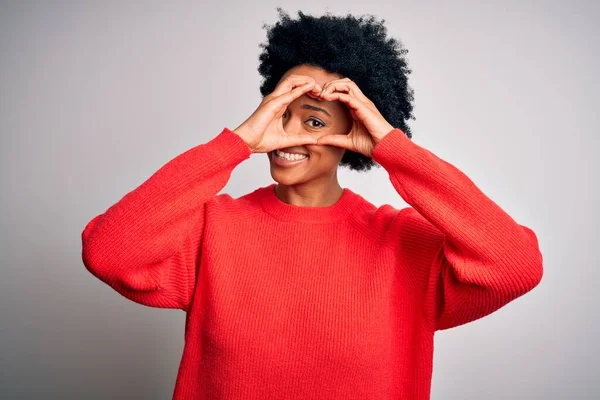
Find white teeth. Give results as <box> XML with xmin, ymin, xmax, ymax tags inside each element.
<box><xmin>275</xmin><ymin>150</ymin><xmax>308</xmax><ymax>161</ymax></box>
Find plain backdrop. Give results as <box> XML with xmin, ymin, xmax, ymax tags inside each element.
<box><xmin>1</xmin><ymin>1</ymin><xmax>598</xmax><ymax>399</ymax></box>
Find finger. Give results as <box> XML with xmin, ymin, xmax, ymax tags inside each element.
<box><xmin>320</xmin><ymin>92</ymin><xmax>365</xmax><ymax>114</ymax></box>
<box><xmin>316</xmin><ymin>134</ymin><xmax>353</xmax><ymax>150</ymax></box>
<box><xmin>321</xmin><ymin>81</ymin><xmax>350</xmax><ymax>97</ymax></box>
<box><xmin>342</xmin><ymin>79</ymin><xmax>370</xmax><ymax>101</ymax></box>
<box><xmin>269</xmin><ymin>81</ymin><xmax>319</xmax><ymax>113</ymax></box>
<box><xmin>269</xmin><ymin>75</ymin><xmax>315</xmax><ymax>98</ymax></box>
<box><xmin>323</xmin><ymin>92</ymin><xmax>376</xmax><ymax>128</ymax></box>
<box><xmin>319</xmin><ymin>79</ymin><xmax>339</xmax><ymax>97</ymax></box>
<box><xmin>306</xmin><ymin>83</ymin><xmax>324</xmax><ymax>101</ymax></box>
<box><xmin>265</xmin><ymin>81</ymin><xmax>314</xmax><ymax>115</ymax></box>
<box><xmin>307</xmin><ymin>83</ymin><xmax>323</xmax><ymax>98</ymax></box>
<box><xmin>321</xmin><ymin>80</ymin><xmax>369</xmax><ymax>102</ymax></box>
<box><xmin>266</xmin><ymin>76</ymin><xmax>313</xmax><ymax>102</ymax></box>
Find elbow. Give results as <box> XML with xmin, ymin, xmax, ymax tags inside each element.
<box><xmin>81</xmin><ymin>215</ymin><xmax>112</xmax><ymax>281</ymax></box>
<box><xmin>517</xmin><ymin>225</ymin><xmax>544</xmax><ymax>293</ymax></box>
<box><xmin>522</xmin><ymin>247</ymin><xmax>543</xmax><ymax>293</ymax></box>
<box><xmin>81</xmin><ymin>229</ymin><xmax>106</xmax><ymax>280</ymax></box>
<box><xmin>81</xmin><ymin>217</ymin><xmax>160</xmax><ymax>293</ymax></box>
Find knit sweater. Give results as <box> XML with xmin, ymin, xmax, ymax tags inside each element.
<box><xmin>81</xmin><ymin>126</ymin><xmax>543</xmax><ymax>399</ymax></box>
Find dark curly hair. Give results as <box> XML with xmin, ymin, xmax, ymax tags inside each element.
<box><xmin>258</xmin><ymin>8</ymin><xmax>415</xmax><ymax>171</ymax></box>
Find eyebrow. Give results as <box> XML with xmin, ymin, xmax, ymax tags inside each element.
<box><xmin>301</xmin><ymin>104</ymin><xmax>331</xmax><ymax>117</ymax></box>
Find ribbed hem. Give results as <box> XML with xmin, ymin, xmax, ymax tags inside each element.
<box><xmin>255</xmin><ymin>184</ymin><xmax>362</xmax><ymax>223</ymax></box>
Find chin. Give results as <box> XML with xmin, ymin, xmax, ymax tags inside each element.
<box><xmin>267</xmin><ymin>152</ymin><xmax>308</xmax><ymax>186</ymax></box>
<box><xmin>269</xmin><ymin>167</ymin><xmax>305</xmax><ymax>186</ymax></box>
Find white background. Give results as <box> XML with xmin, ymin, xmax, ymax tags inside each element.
<box><xmin>1</xmin><ymin>0</ymin><xmax>598</xmax><ymax>398</ymax></box>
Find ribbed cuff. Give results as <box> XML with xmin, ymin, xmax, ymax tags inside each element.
<box><xmin>154</xmin><ymin>127</ymin><xmax>252</xmax><ymax>196</ymax></box>
<box><xmin>371</xmin><ymin>128</ymin><xmax>412</xmax><ymax>169</ymax></box>
<box><xmin>207</xmin><ymin>127</ymin><xmax>253</xmax><ymax>168</ymax></box>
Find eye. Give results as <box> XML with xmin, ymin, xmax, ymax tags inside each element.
<box><xmin>306</xmin><ymin>118</ymin><xmax>325</xmax><ymax>128</ymax></box>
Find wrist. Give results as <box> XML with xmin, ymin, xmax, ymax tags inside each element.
<box><xmin>372</xmin><ymin>125</ymin><xmax>395</xmax><ymax>146</ymax></box>
<box><xmin>232</xmin><ymin>126</ymin><xmax>256</xmax><ymax>153</ymax></box>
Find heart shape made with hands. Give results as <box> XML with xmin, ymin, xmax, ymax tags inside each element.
<box><xmin>299</xmin><ymin>78</ymin><xmax>395</xmax><ymax>157</ymax></box>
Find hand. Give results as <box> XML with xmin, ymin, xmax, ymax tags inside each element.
<box><xmin>234</xmin><ymin>75</ymin><xmax>323</xmax><ymax>153</ymax></box>
<box><xmin>316</xmin><ymin>78</ymin><xmax>395</xmax><ymax>157</ymax></box>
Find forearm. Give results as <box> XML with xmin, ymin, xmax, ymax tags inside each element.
<box><xmin>373</xmin><ymin>128</ymin><xmax>543</xmax><ymax>328</ymax></box>
<box><xmin>81</xmin><ymin>127</ymin><xmax>251</xmax><ymax>291</ymax></box>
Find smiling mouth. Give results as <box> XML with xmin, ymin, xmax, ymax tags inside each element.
<box><xmin>271</xmin><ymin>149</ymin><xmax>309</xmax><ymax>167</ymax></box>
<box><xmin>274</xmin><ymin>149</ymin><xmax>309</xmax><ymax>161</ymax></box>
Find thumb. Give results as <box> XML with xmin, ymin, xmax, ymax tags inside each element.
<box><xmin>316</xmin><ymin>134</ymin><xmax>352</xmax><ymax>149</ymax></box>
<box><xmin>280</xmin><ymin>134</ymin><xmax>318</xmax><ymax>147</ymax></box>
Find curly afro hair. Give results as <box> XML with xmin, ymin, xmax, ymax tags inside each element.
<box><xmin>258</xmin><ymin>8</ymin><xmax>415</xmax><ymax>172</ymax></box>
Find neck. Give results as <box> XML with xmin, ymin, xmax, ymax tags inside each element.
<box><xmin>274</xmin><ymin>178</ymin><xmax>344</xmax><ymax>207</ymax></box>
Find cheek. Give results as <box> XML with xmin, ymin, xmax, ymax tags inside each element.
<box><xmin>308</xmin><ymin>145</ymin><xmax>344</xmax><ymax>166</ymax></box>
<box><xmin>325</xmin><ymin>147</ymin><xmax>345</xmax><ymax>161</ymax></box>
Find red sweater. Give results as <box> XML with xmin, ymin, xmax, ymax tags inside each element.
<box><xmin>81</xmin><ymin>127</ymin><xmax>543</xmax><ymax>399</ymax></box>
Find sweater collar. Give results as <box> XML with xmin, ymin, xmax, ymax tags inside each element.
<box><xmin>257</xmin><ymin>183</ymin><xmax>360</xmax><ymax>223</ymax></box>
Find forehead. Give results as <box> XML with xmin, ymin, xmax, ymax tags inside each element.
<box><xmin>281</xmin><ymin>64</ymin><xmax>343</xmax><ymax>87</ymax></box>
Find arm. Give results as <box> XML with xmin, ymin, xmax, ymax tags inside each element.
<box><xmin>81</xmin><ymin>128</ymin><xmax>251</xmax><ymax>311</ymax></box>
<box><xmin>372</xmin><ymin>128</ymin><xmax>544</xmax><ymax>331</ymax></box>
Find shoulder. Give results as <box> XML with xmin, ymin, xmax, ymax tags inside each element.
<box><xmin>205</xmin><ymin>187</ymin><xmax>264</xmax><ymax>221</ymax></box>
<box><xmin>394</xmin><ymin>207</ymin><xmax>444</xmax><ymax>251</ymax></box>
<box><xmin>350</xmin><ymin>199</ymin><xmax>443</xmax><ymax>250</ymax></box>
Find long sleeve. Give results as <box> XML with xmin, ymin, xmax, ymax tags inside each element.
<box><xmin>371</xmin><ymin>128</ymin><xmax>544</xmax><ymax>331</ymax></box>
<box><xmin>81</xmin><ymin>127</ymin><xmax>251</xmax><ymax>311</ymax></box>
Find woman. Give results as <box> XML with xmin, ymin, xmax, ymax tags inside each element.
<box><xmin>81</xmin><ymin>9</ymin><xmax>543</xmax><ymax>399</ymax></box>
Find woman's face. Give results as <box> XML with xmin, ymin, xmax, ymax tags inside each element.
<box><xmin>267</xmin><ymin>64</ymin><xmax>353</xmax><ymax>187</ymax></box>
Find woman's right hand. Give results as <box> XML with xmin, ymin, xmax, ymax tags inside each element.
<box><xmin>233</xmin><ymin>75</ymin><xmax>323</xmax><ymax>153</ymax></box>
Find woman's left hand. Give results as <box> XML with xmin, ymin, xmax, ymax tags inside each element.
<box><xmin>314</xmin><ymin>78</ymin><xmax>395</xmax><ymax>157</ymax></box>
